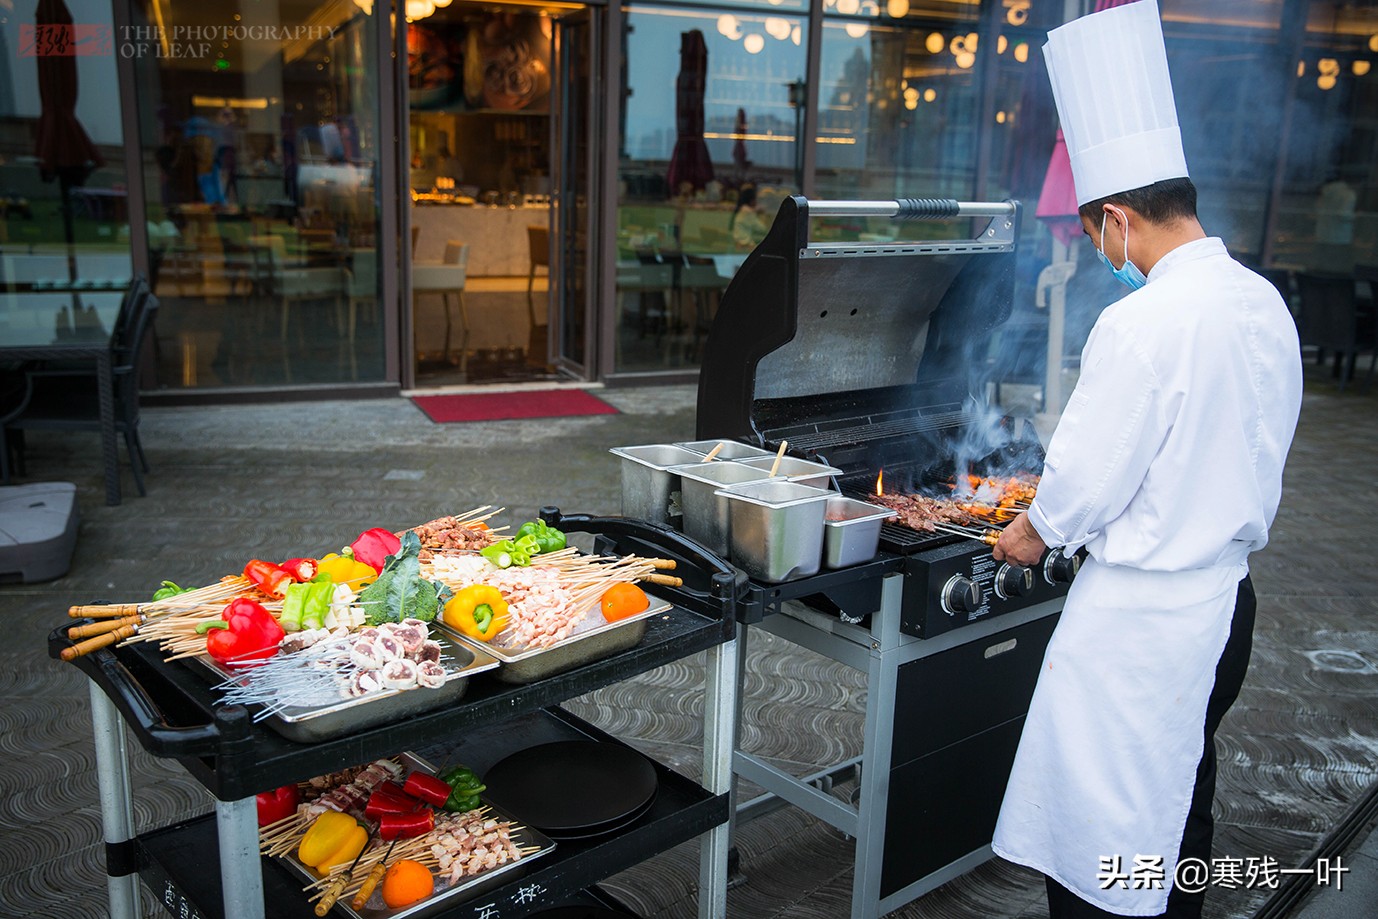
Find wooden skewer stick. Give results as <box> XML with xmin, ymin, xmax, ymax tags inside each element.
<box><xmin>648</xmin><ymin>558</ymin><xmax>677</xmax><ymax>570</ymax></box>
<box><xmin>69</xmin><ymin>603</ymin><xmax>139</xmax><ymax>619</ymax></box>
<box><xmin>768</xmin><ymin>440</ymin><xmax>789</xmax><ymax>477</ymax></box>
<box><xmin>644</xmin><ymin>573</ymin><xmax>683</xmax><ymax>587</ymax></box>
<box><xmin>67</xmin><ymin>615</ymin><xmax>141</xmax><ymax>639</ymax></box>
<box><xmin>701</xmin><ymin>442</ymin><xmax>726</xmax><ymax>462</ymax></box>
<box><xmin>353</xmin><ymin>839</ymin><xmax>400</xmax><ymax>910</ymax></box>
<box><xmin>61</xmin><ymin>625</ymin><xmax>138</xmax><ymax>661</ymax></box>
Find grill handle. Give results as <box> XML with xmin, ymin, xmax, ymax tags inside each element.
<box><xmin>803</xmin><ymin>198</ymin><xmax>1016</xmax><ymax>220</ymax></box>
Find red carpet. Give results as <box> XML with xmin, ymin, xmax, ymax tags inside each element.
<box><xmin>412</xmin><ymin>389</ymin><xmax>620</xmax><ymax>423</ymax></box>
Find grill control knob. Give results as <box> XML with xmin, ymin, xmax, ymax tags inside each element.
<box><xmin>1043</xmin><ymin>549</ymin><xmax>1081</xmax><ymax>585</ymax></box>
<box><xmin>942</xmin><ymin>576</ymin><xmax>983</xmax><ymax>614</ymax></box>
<box><xmin>995</xmin><ymin>564</ymin><xmax>1034</xmax><ymax>599</ymax></box>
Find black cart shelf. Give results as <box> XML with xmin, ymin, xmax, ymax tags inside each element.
<box><xmin>53</xmin><ymin>512</ymin><xmax>741</xmax><ymax>919</ymax></box>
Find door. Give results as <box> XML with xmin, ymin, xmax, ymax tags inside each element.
<box><xmin>551</xmin><ymin>10</ymin><xmax>600</xmax><ymax>375</ymax></box>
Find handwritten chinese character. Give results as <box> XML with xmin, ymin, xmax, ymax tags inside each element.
<box><xmin>1131</xmin><ymin>854</ymin><xmax>1165</xmax><ymax>889</ymax></box>
<box><xmin>513</xmin><ymin>883</ymin><xmax>545</xmax><ymax>905</ymax></box>
<box><xmin>476</xmin><ymin>903</ymin><xmax>501</xmax><ymax>919</ymax></box>
<box><xmin>1098</xmin><ymin>855</ymin><xmax>1131</xmax><ymax>890</ymax></box>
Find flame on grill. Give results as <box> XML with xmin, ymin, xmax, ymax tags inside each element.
<box><xmin>875</xmin><ymin>469</ymin><xmax>884</xmax><ymax>497</ymax></box>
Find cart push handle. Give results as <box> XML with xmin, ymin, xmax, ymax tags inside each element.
<box><xmin>48</xmin><ymin>624</ymin><xmax>248</xmax><ymax>758</ymax></box>
<box><xmin>539</xmin><ymin>506</ymin><xmax>746</xmax><ymax>616</ymax></box>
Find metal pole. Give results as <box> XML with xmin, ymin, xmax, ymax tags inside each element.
<box><xmin>806</xmin><ymin>200</ymin><xmax>1017</xmax><ymax>218</ymax></box>
<box><xmin>216</xmin><ymin>796</ymin><xmax>266</xmax><ymax>918</ymax></box>
<box><xmin>89</xmin><ymin>681</ymin><xmax>140</xmax><ymax>919</ymax></box>
<box><xmin>699</xmin><ymin>631</ymin><xmax>739</xmax><ymax>919</ymax></box>
<box><xmin>850</xmin><ymin>574</ymin><xmax>904</xmax><ymax>919</ymax></box>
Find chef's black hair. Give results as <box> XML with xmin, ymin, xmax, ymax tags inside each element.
<box><xmin>1078</xmin><ymin>177</ymin><xmax>1198</xmax><ymax>225</ymax></box>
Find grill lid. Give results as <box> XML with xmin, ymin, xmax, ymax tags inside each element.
<box><xmin>695</xmin><ymin>196</ymin><xmax>1022</xmax><ymax>462</ymax></box>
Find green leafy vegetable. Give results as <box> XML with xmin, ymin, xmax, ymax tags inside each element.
<box><xmin>356</xmin><ymin>531</ymin><xmax>452</xmax><ymax>625</ymax></box>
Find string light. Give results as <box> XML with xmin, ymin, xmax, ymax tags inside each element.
<box><xmin>887</xmin><ymin>0</ymin><xmax>910</xmax><ymax>18</ymax></box>
<box><xmin>925</xmin><ymin>32</ymin><xmax>944</xmax><ymax>54</ymax></box>
<box><xmin>744</xmin><ymin>33</ymin><xmax>765</xmax><ymax>54</ymax></box>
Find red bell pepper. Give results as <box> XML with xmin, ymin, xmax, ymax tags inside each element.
<box><xmin>350</xmin><ymin>528</ymin><xmax>402</xmax><ymax>573</ymax></box>
<box><xmin>279</xmin><ymin>557</ymin><xmax>319</xmax><ymax>582</ymax></box>
<box><xmin>402</xmin><ymin>771</ymin><xmax>454</xmax><ymax>808</ymax></box>
<box><xmin>257</xmin><ymin>784</ymin><xmax>300</xmax><ymax>826</ymax></box>
<box><xmin>365</xmin><ymin>791</ymin><xmax>420</xmax><ymax>823</ymax></box>
<box><xmin>197</xmin><ymin>598</ymin><xmax>285</xmax><ymax>665</ymax></box>
<box><xmin>379</xmin><ymin>807</ymin><xmax>435</xmax><ymax>841</ymax></box>
<box><xmin>243</xmin><ymin>559</ymin><xmax>294</xmax><ymax>598</ymax></box>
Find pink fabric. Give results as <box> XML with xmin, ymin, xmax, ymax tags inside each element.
<box><xmin>1094</xmin><ymin>0</ymin><xmax>1139</xmax><ymax>10</ymax></box>
<box><xmin>1036</xmin><ymin>130</ymin><xmax>1082</xmax><ymax>245</ymax></box>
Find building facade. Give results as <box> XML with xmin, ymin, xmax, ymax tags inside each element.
<box><xmin>2</xmin><ymin>0</ymin><xmax>1374</xmax><ymax>399</ymax></box>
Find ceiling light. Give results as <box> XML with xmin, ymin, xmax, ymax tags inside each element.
<box><xmin>744</xmin><ymin>33</ymin><xmax>765</xmax><ymax>54</ymax></box>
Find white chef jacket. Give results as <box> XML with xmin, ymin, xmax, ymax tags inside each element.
<box><xmin>992</xmin><ymin>237</ymin><xmax>1302</xmax><ymax>915</ymax></box>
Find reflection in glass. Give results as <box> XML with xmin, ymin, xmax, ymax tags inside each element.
<box><xmin>132</xmin><ymin>0</ymin><xmax>383</xmax><ymax>389</ymax></box>
<box><xmin>616</xmin><ymin>7</ymin><xmax>807</xmax><ymax>374</ymax></box>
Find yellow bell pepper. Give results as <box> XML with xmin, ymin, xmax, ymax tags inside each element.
<box><xmin>298</xmin><ymin>811</ymin><xmax>368</xmax><ymax>877</ymax></box>
<box><xmin>443</xmin><ymin>585</ymin><xmax>510</xmax><ymax>641</ymax></box>
<box><xmin>317</xmin><ymin>552</ymin><xmax>378</xmax><ymax>591</ymax></box>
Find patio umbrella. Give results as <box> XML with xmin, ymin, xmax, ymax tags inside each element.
<box><xmin>732</xmin><ymin>108</ymin><xmax>750</xmax><ymax>180</ymax></box>
<box><xmin>666</xmin><ymin>30</ymin><xmax>713</xmax><ymax>196</ymax></box>
<box><xmin>33</xmin><ymin>0</ymin><xmax>104</xmax><ymax>305</ymax></box>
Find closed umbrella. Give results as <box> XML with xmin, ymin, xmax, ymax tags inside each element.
<box><xmin>33</xmin><ymin>0</ymin><xmax>104</xmax><ymax>306</ymax></box>
<box><xmin>666</xmin><ymin>30</ymin><xmax>713</xmax><ymax>196</ymax></box>
<box><xmin>732</xmin><ymin>107</ymin><xmax>750</xmax><ymax>180</ymax></box>
<box><xmin>1035</xmin><ymin>130</ymin><xmax>1081</xmax><ymax>245</ymax></box>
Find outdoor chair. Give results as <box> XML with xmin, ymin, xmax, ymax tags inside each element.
<box><xmin>3</xmin><ymin>292</ymin><xmax>160</xmax><ymax>495</ymax></box>
<box><xmin>1294</xmin><ymin>271</ymin><xmax>1375</xmax><ymax>392</ymax></box>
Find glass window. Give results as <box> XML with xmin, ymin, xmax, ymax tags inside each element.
<box><xmin>1</xmin><ymin>4</ymin><xmax>130</xmax><ymax>339</ymax></box>
<box><xmin>615</xmin><ymin>5</ymin><xmax>807</xmax><ymax>374</ymax></box>
<box><xmin>131</xmin><ymin>0</ymin><xmax>384</xmax><ymax>389</ymax></box>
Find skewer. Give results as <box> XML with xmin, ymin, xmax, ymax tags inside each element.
<box><xmin>316</xmin><ymin>829</ymin><xmax>375</xmax><ymax>916</ymax></box>
<box><xmin>767</xmin><ymin>440</ymin><xmax>789</xmax><ymax>477</ymax></box>
<box><xmin>701</xmin><ymin>442</ymin><xmax>726</xmax><ymax>462</ymax></box>
<box><xmin>61</xmin><ymin>624</ymin><xmax>139</xmax><ymax>661</ymax></box>
<box><xmin>931</xmin><ymin>523</ymin><xmax>1001</xmax><ymax>546</ymax></box>
<box><xmin>352</xmin><ymin>838</ymin><xmax>399</xmax><ymax>909</ymax></box>
<box><xmin>67</xmin><ymin>615</ymin><xmax>141</xmax><ymax>639</ymax></box>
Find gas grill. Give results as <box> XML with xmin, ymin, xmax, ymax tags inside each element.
<box><xmin>686</xmin><ymin>196</ymin><xmax>1078</xmax><ymax>917</ymax></box>
<box><xmin>696</xmin><ymin>195</ymin><xmax>1078</xmax><ymax>638</ymax></box>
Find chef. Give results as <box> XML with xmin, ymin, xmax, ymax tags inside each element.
<box><xmin>990</xmin><ymin>3</ymin><xmax>1303</xmax><ymax>917</ymax></box>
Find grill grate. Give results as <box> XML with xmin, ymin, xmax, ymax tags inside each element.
<box><xmin>779</xmin><ymin>409</ymin><xmax>972</xmax><ymax>454</ymax></box>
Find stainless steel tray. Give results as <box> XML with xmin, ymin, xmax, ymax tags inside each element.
<box><xmin>438</xmin><ymin>596</ymin><xmax>673</xmax><ymax>684</ymax></box>
<box><xmin>192</xmin><ymin>631</ymin><xmax>500</xmax><ymax>743</ymax></box>
<box><xmin>281</xmin><ymin>753</ymin><xmax>557</xmax><ymax>919</ymax></box>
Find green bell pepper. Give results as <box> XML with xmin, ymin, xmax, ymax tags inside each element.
<box><xmin>440</xmin><ymin>765</ymin><xmax>487</xmax><ymax>813</ymax></box>
<box><xmin>515</xmin><ymin>520</ymin><xmax>567</xmax><ymax>555</ymax></box>
<box><xmin>479</xmin><ymin>534</ymin><xmax>541</xmax><ymax>568</ymax></box>
<box><xmin>151</xmin><ymin>580</ymin><xmax>194</xmax><ymax>602</ymax></box>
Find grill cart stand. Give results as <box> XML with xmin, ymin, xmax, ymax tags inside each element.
<box><xmin>58</xmin><ymin>512</ymin><xmax>740</xmax><ymax>919</ymax></box>
<box><xmin>731</xmin><ymin>576</ymin><xmax>1060</xmax><ymax>919</ymax></box>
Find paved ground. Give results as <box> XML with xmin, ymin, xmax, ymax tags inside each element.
<box><xmin>1</xmin><ymin>365</ymin><xmax>1375</xmax><ymax>919</ymax></box>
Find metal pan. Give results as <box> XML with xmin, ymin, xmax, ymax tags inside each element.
<box><xmin>191</xmin><ymin>632</ymin><xmax>500</xmax><ymax>743</ymax></box>
<box><xmin>279</xmin><ymin>752</ymin><xmax>557</xmax><ymax>919</ymax></box>
<box><xmin>437</xmin><ymin>597</ymin><xmax>672</xmax><ymax>684</ymax></box>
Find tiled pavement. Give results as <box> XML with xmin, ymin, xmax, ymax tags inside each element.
<box><xmin>1</xmin><ymin>366</ymin><xmax>1375</xmax><ymax>919</ymax></box>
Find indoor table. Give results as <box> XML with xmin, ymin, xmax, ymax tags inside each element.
<box><xmin>0</xmin><ymin>290</ymin><xmax>125</xmax><ymax>504</ymax></box>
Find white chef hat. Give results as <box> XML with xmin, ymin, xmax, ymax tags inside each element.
<box><xmin>1043</xmin><ymin>0</ymin><xmax>1188</xmax><ymax>206</ymax></box>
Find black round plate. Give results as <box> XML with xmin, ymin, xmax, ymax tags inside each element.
<box><xmin>482</xmin><ymin>740</ymin><xmax>658</xmax><ymax>836</ymax></box>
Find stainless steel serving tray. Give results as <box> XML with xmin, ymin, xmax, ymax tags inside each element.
<box><xmin>437</xmin><ymin>597</ymin><xmax>672</xmax><ymax>684</ymax></box>
<box><xmin>280</xmin><ymin>752</ymin><xmax>557</xmax><ymax>919</ymax></box>
<box><xmin>191</xmin><ymin>632</ymin><xmax>500</xmax><ymax>743</ymax></box>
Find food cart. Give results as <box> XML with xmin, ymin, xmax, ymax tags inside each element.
<box><xmin>52</xmin><ymin>512</ymin><xmax>740</xmax><ymax>919</ymax></box>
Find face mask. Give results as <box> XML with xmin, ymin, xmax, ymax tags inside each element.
<box><xmin>1097</xmin><ymin>209</ymin><xmax>1148</xmax><ymax>290</ymax></box>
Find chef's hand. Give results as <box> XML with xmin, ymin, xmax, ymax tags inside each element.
<box><xmin>993</xmin><ymin>512</ymin><xmax>1047</xmax><ymax>568</ymax></box>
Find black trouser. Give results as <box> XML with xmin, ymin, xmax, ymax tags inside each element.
<box><xmin>1045</xmin><ymin>575</ymin><xmax>1257</xmax><ymax>919</ymax></box>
